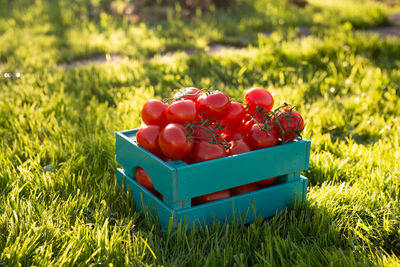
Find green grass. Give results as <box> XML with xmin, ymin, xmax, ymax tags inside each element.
<box><xmin>1</xmin><ymin>0</ymin><xmax>400</xmax><ymax>265</ymax></box>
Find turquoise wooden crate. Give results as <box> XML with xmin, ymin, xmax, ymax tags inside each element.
<box><xmin>115</xmin><ymin>128</ymin><xmax>311</xmax><ymax>229</ymax></box>
<box><xmin>117</xmin><ymin>168</ymin><xmax>308</xmax><ymax>229</ymax></box>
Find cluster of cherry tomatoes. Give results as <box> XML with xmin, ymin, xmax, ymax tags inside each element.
<box><xmin>134</xmin><ymin>87</ymin><xmax>305</xmax><ymax>204</ymax></box>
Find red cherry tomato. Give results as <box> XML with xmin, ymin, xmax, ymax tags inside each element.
<box><xmin>192</xmin><ymin>123</ymin><xmax>215</xmax><ymax>142</ymax></box>
<box><xmin>245</xmin><ymin>123</ymin><xmax>279</xmax><ymax>150</ymax></box>
<box><xmin>277</xmin><ymin>109</ymin><xmax>304</xmax><ymax>142</ymax></box>
<box><xmin>231</xmin><ymin>131</ymin><xmax>245</xmax><ymax>141</ymax></box>
<box><xmin>192</xmin><ymin>189</ymin><xmax>231</xmax><ymax>205</ymax></box>
<box><xmin>228</xmin><ymin>139</ymin><xmax>251</xmax><ymax>156</ymax></box>
<box><xmin>136</xmin><ymin>167</ymin><xmax>155</xmax><ymax>192</ymax></box>
<box><xmin>158</xmin><ymin>123</ymin><xmax>193</xmax><ymax>160</ymax></box>
<box><xmin>256</xmin><ymin>177</ymin><xmax>278</xmax><ymax>187</ymax></box>
<box><xmin>136</xmin><ymin>125</ymin><xmax>162</xmax><ymax>156</ymax></box>
<box><xmin>192</xmin><ymin>141</ymin><xmax>227</xmax><ymax>163</ymax></box>
<box><xmin>221</xmin><ymin>129</ymin><xmax>245</xmax><ymax>143</ymax></box>
<box><xmin>245</xmin><ymin>88</ymin><xmax>274</xmax><ymax>115</ymax></box>
<box><xmin>141</xmin><ymin>99</ymin><xmax>168</xmax><ymax>127</ymax></box>
<box><xmin>173</xmin><ymin>87</ymin><xmax>200</xmax><ymax>102</ymax></box>
<box><xmin>196</xmin><ymin>92</ymin><xmax>231</xmax><ymax>120</ymax></box>
<box><xmin>166</xmin><ymin>100</ymin><xmax>197</xmax><ymax>124</ymax></box>
<box><xmin>231</xmin><ymin>183</ymin><xmax>259</xmax><ymax>195</ymax></box>
<box><xmin>243</xmin><ymin>116</ymin><xmax>264</xmax><ymax>133</ymax></box>
<box><xmin>222</xmin><ymin>102</ymin><xmax>246</xmax><ymax>130</ymax></box>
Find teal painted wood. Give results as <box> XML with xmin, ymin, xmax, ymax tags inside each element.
<box><xmin>116</xmin><ymin>168</ymin><xmax>308</xmax><ymax>230</ymax></box>
<box><xmin>116</xmin><ymin>168</ymin><xmax>174</xmax><ymax>228</ymax></box>
<box><xmin>116</xmin><ymin>129</ymin><xmax>311</xmax><ymax>204</ymax></box>
<box><xmin>176</xmin><ymin>176</ymin><xmax>308</xmax><ymax>227</ymax></box>
<box><xmin>116</xmin><ymin>130</ymin><xmax>177</xmax><ymax>204</ymax></box>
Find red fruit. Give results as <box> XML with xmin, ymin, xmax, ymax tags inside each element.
<box><xmin>256</xmin><ymin>177</ymin><xmax>278</xmax><ymax>187</ymax></box>
<box><xmin>192</xmin><ymin>123</ymin><xmax>215</xmax><ymax>142</ymax></box>
<box><xmin>245</xmin><ymin>123</ymin><xmax>279</xmax><ymax>150</ymax></box>
<box><xmin>192</xmin><ymin>141</ymin><xmax>227</xmax><ymax>163</ymax></box>
<box><xmin>228</xmin><ymin>139</ymin><xmax>251</xmax><ymax>156</ymax></box>
<box><xmin>245</xmin><ymin>88</ymin><xmax>274</xmax><ymax>115</ymax></box>
<box><xmin>166</xmin><ymin>100</ymin><xmax>197</xmax><ymax>124</ymax></box>
<box><xmin>231</xmin><ymin>183</ymin><xmax>259</xmax><ymax>195</ymax></box>
<box><xmin>243</xmin><ymin>116</ymin><xmax>264</xmax><ymax>133</ymax></box>
<box><xmin>136</xmin><ymin>125</ymin><xmax>162</xmax><ymax>156</ymax></box>
<box><xmin>141</xmin><ymin>99</ymin><xmax>168</xmax><ymax>127</ymax></box>
<box><xmin>173</xmin><ymin>87</ymin><xmax>200</xmax><ymax>102</ymax></box>
<box><xmin>196</xmin><ymin>91</ymin><xmax>231</xmax><ymax>120</ymax></box>
<box><xmin>277</xmin><ymin>109</ymin><xmax>304</xmax><ymax>142</ymax></box>
<box><xmin>192</xmin><ymin>189</ymin><xmax>231</xmax><ymax>205</ymax></box>
<box><xmin>222</xmin><ymin>102</ymin><xmax>246</xmax><ymax>130</ymax></box>
<box><xmin>136</xmin><ymin>167</ymin><xmax>155</xmax><ymax>192</ymax></box>
<box><xmin>158</xmin><ymin>123</ymin><xmax>193</xmax><ymax>160</ymax></box>
<box><xmin>220</xmin><ymin>127</ymin><xmax>245</xmax><ymax>143</ymax></box>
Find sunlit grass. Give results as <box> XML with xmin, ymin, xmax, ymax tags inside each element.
<box><xmin>0</xmin><ymin>0</ymin><xmax>399</xmax><ymax>265</ymax></box>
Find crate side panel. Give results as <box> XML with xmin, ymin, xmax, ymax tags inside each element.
<box><xmin>116</xmin><ymin>132</ymin><xmax>177</xmax><ymax>200</ymax></box>
<box><xmin>116</xmin><ymin>168</ymin><xmax>174</xmax><ymax>229</ymax></box>
<box><xmin>176</xmin><ymin>177</ymin><xmax>308</xmax><ymax>228</ymax></box>
<box><xmin>176</xmin><ymin>140</ymin><xmax>310</xmax><ymax>199</ymax></box>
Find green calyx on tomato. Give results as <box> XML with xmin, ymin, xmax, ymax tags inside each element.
<box><xmin>245</xmin><ymin>103</ymin><xmax>305</xmax><ymax>144</ymax></box>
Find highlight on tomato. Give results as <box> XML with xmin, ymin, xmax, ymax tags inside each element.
<box><xmin>136</xmin><ymin>125</ymin><xmax>162</xmax><ymax>156</ymax></box>
<box><xmin>141</xmin><ymin>99</ymin><xmax>168</xmax><ymax>127</ymax></box>
<box><xmin>158</xmin><ymin>123</ymin><xmax>193</xmax><ymax>160</ymax></box>
<box><xmin>244</xmin><ymin>88</ymin><xmax>274</xmax><ymax>115</ymax></box>
<box><xmin>196</xmin><ymin>91</ymin><xmax>231</xmax><ymax>120</ymax></box>
<box><xmin>192</xmin><ymin>141</ymin><xmax>227</xmax><ymax>163</ymax></box>
<box><xmin>228</xmin><ymin>139</ymin><xmax>251</xmax><ymax>156</ymax></box>
<box><xmin>165</xmin><ymin>99</ymin><xmax>197</xmax><ymax>124</ymax></box>
<box><xmin>222</xmin><ymin>102</ymin><xmax>246</xmax><ymax>130</ymax></box>
<box><xmin>276</xmin><ymin>108</ymin><xmax>305</xmax><ymax>142</ymax></box>
<box><xmin>245</xmin><ymin>122</ymin><xmax>279</xmax><ymax>150</ymax></box>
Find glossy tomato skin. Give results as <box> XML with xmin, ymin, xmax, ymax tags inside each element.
<box><xmin>230</xmin><ymin>131</ymin><xmax>245</xmax><ymax>141</ymax></box>
<box><xmin>192</xmin><ymin>141</ymin><xmax>227</xmax><ymax>163</ymax></box>
<box><xmin>221</xmin><ymin>129</ymin><xmax>245</xmax><ymax>143</ymax></box>
<box><xmin>166</xmin><ymin>100</ymin><xmax>197</xmax><ymax>124</ymax></box>
<box><xmin>245</xmin><ymin>123</ymin><xmax>279</xmax><ymax>150</ymax></box>
<box><xmin>136</xmin><ymin>125</ymin><xmax>162</xmax><ymax>156</ymax></box>
<box><xmin>141</xmin><ymin>99</ymin><xmax>168</xmax><ymax>127</ymax></box>
<box><xmin>158</xmin><ymin>123</ymin><xmax>193</xmax><ymax>160</ymax></box>
<box><xmin>228</xmin><ymin>139</ymin><xmax>251</xmax><ymax>156</ymax></box>
<box><xmin>192</xmin><ymin>189</ymin><xmax>231</xmax><ymax>205</ymax></box>
<box><xmin>277</xmin><ymin>109</ymin><xmax>304</xmax><ymax>142</ymax></box>
<box><xmin>136</xmin><ymin>167</ymin><xmax>155</xmax><ymax>192</ymax></box>
<box><xmin>231</xmin><ymin>183</ymin><xmax>260</xmax><ymax>195</ymax></box>
<box><xmin>192</xmin><ymin>123</ymin><xmax>215</xmax><ymax>142</ymax></box>
<box><xmin>256</xmin><ymin>177</ymin><xmax>278</xmax><ymax>187</ymax></box>
<box><xmin>222</xmin><ymin>102</ymin><xmax>246</xmax><ymax>130</ymax></box>
<box><xmin>245</xmin><ymin>88</ymin><xmax>274</xmax><ymax>115</ymax></box>
<box><xmin>243</xmin><ymin>116</ymin><xmax>264</xmax><ymax>133</ymax></box>
<box><xmin>173</xmin><ymin>87</ymin><xmax>200</xmax><ymax>102</ymax></box>
<box><xmin>196</xmin><ymin>92</ymin><xmax>231</xmax><ymax>120</ymax></box>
